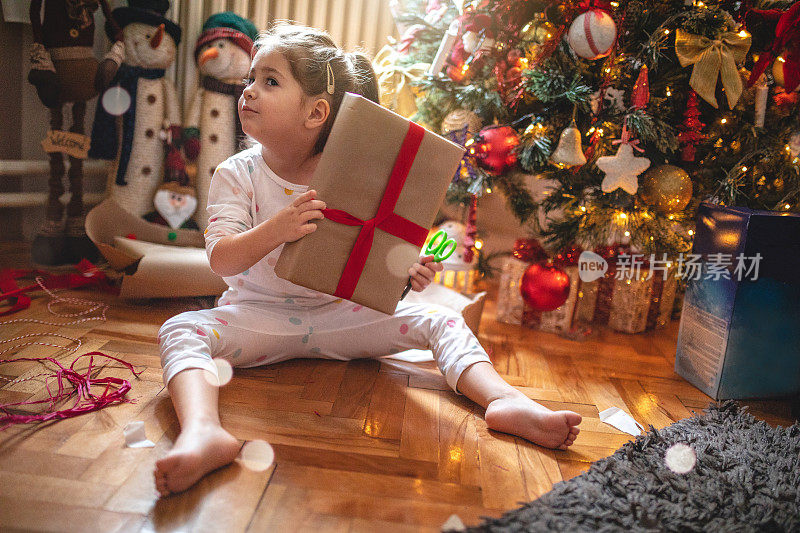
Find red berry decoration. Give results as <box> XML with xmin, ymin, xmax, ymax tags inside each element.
<box><xmin>512</xmin><ymin>238</ymin><xmax>547</xmax><ymax>263</ymax></box>
<box><xmin>554</xmin><ymin>243</ymin><xmax>583</xmax><ymax>266</ymax></box>
<box><xmin>507</xmin><ymin>49</ymin><xmax>523</xmax><ymax>64</ymax></box>
<box><xmin>469</xmin><ymin>125</ymin><xmax>520</xmax><ymax>175</ymax></box>
<box><xmin>520</xmin><ymin>263</ymin><xmax>571</xmax><ymax>312</ymax></box>
<box><xmin>594</xmin><ymin>242</ymin><xmax>631</xmax><ymax>261</ymax></box>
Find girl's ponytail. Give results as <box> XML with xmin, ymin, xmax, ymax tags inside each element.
<box><xmin>346</xmin><ymin>52</ymin><xmax>379</xmax><ymax>104</ymax></box>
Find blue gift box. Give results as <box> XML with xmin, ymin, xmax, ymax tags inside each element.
<box><xmin>675</xmin><ymin>201</ymin><xmax>800</xmax><ymax>400</ymax></box>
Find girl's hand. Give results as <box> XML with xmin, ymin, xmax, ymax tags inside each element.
<box><xmin>272</xmin><ymin>189</ymin><xmax>326</xmax><ymax>243</ymax></box>
<box><xmin>408</xmin><ymin>255</ymin><xmax>444</xmax><ymax>292</ymax></box>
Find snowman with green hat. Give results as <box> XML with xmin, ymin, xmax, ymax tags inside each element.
<box><xmin>183</xmin><ymin>12</ymin><xmax>258</xmax><ymax>230</ymax></box>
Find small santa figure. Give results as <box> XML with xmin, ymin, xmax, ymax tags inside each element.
<box><xmin>183</xmin><ymin>12</ymin><xmax>258</xmax><ymax>230</ymax></box>
<box><xmin>145</xmin><ymin>179</ymin><xmax>199</xmax><ymax>229</ymax></box>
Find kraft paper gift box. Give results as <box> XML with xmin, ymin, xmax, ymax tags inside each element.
<box><xmin>275</xmin><ymin>93</ymin><xmax>466</xmax><ymax>315</ymax></box>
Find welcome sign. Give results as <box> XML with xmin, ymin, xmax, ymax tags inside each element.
<box><xmin>41</xmin><ymin>130</ymin><xmax>91</xmax><ymax>159</ymax></box>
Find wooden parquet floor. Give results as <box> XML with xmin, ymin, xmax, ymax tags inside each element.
<box><xmin>0</xmin><ymin>242</ymin><xmax>795</xmax><ymax>532</ymax></box>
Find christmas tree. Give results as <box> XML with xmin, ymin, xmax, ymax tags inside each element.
<box><xmin>382</xmin><ymin>0</ymin><xmax>800</xmax><ymax>261</ymax></box>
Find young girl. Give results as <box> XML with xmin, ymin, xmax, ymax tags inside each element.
<box><xmin>154</xmin><ymin>23</ymin><xmax>581</xmax><ymax>497</ymax></box>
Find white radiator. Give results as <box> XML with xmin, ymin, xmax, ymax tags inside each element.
<box><xmin>0</xmin><ymin>0</ymin><xmax>398</xmax><ymax>213</ymax></box>
<box><xmin>167</xmin><ymin>0</ymin><xmax>398</xmax><ymax>107</ymax></box>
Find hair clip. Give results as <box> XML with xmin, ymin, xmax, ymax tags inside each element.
<box><xmin>326</xmin><ymin>60</ymin><xmax>335</xmax><ymax>95</ymax></box>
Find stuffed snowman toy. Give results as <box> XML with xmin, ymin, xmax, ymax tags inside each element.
<box><xmin>89</xmin><ymin>0</ymin><xmax>183</xmax><ymax>220</ymax></box>
<box><xmin>183</xmin><ymin>12</ymin><xmax>258</xmax><ymax>230</ymax></box>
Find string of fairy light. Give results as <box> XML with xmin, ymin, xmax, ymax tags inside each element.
<box><xmin>398</xmin><ymin>0</ymin><xmax>800</xmax><ymax>263</ymax></box>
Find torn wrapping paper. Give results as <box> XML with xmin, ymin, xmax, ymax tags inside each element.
<box><xmin>86</xmin><ymin>198</ymin><xmax>227</xmax><ymax>298</ymax></box>
<box><xmin>441</xmin><ymin>514</ymin><xmax>466</xmax><ymax>532</ymax></box>
<box><xmin>124</xmin><ymin>421</ymin><xmax>155</xmax><ymax>448</ymax></box>
<box><xmin>599</xmin><ymin>406</ymin><xmax>645</xmax><ymax>436</ymax></box>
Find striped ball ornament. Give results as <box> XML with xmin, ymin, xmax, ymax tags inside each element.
<box><xmin>567</xmin><ymin>9</ymin><xmax>617</xmax><ymax>60</ymax></box>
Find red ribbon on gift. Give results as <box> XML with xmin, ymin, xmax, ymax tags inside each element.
<box><xmin>321</xmin><ymin>122</ymin><xmax>429</xmax><ymax>300</ymax></box>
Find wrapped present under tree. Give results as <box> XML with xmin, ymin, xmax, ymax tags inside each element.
<box><xmin>496</xmin><ymin>239</ymin><xmax>679</xmax><ymax>335</ymax></box>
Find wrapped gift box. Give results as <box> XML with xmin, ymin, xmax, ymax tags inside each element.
<box><xmin>497</xmin><ymin>252</ymin><xmax>678</xmax><ymax>335</ymax></box>
<box><xmin>675</xmin><ymin>202</ymin><xmax>800</xmax><ymax>400</ymax></box>
<box><xmin>495</xmin><ymin>256</ymin><xmax>529</xmax><ymax>325</ymax></box>
<box><xmin>576</xmin><ymin>264</ymin><xmax>678</xmax><ymax>334</ymax></box>
<box><xmin>275</xmin><ymin>93</ymin><xmax>465</xmax><ymax>315</ymax></box>
<box><xmin>495</xmin><ymin>256</ymin><xmax>581</xmax><ymax>335</ymax></box>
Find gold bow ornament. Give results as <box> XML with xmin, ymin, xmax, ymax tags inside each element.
<box><xmin>675</xmin><ymin>28</ymin><xmax>751</xmax><ymax>109</ymax></box>
<box><xmin>372</xmin><ymin>45</ymin><xmax>429</xmax><ymax>118</ymax></box>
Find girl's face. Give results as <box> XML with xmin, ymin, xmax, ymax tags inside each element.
<box><xmin>239</xmin><ymin>49</ymin><xmax>309</xmax><ymax>147</ymax></box>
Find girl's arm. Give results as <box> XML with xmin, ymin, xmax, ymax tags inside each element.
<box><xmin>209</xmin><ymin>189</ymin><xmax>325</xmax><ymax>277</ymax></box>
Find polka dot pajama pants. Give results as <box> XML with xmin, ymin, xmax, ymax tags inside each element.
<box><xmin>158</xmin><ymin>298</ymin><xmax>492</xmax><ymax>393</ymax></box>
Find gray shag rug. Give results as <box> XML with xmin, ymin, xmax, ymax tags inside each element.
<box><xmin>462</xmin><ymin>401</ymin><xmax>800</xmax><ymax>532</ymax></box>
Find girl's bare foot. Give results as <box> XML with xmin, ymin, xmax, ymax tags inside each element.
<box><xmin>153</xmin><ymin>420</ymin><xmax>242</xmax><ymax>497</ymax></box>
<box><xmin>484</xmin><ymin>395</ymin><xmax>582</xmax><ymax>450</ymax></box>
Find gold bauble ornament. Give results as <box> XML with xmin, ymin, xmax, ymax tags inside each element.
<box><xmin>639</xmin><ymin>165</ymin><xmax>693</xmax><ymax>214</ymax></box>
<box><xmin>521</xmin><ymin>19</ymin><xmax>556</xmax><ymax>44</ymax></box>
<box><xmin>441</xmin><ymin>109</ymin><xmax>482</xmax><ymax>135</ymax></box>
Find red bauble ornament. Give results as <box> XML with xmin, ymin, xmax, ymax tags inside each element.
<box><xmin>507</xmin><ymin>49</ymin><xmax>523</xmax><ymax>64</ymax></box>
<box><xmin>469</xmin><ymin>125</ymin><xmax>520</xmax><ymax>175</ymax></box>
<box><xmin>520</xmin><ymin>263</ymin><xmax>571</xmax><ymax>312</ymax></box>
<box><xmin>505</xmin><ymin>66</ymin><xmax>523</xmax><ymax>86</ymax></box>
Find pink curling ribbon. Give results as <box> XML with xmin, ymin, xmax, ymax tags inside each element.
<box><xmin>0</xmin><ymin>352</ymin><xmax>144</xmax><ymax>430</ymax></box>
<box><xmin>1</xmin><ymin>270</ymin><xmax>141</xmax><ymax>430</ymax></box>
